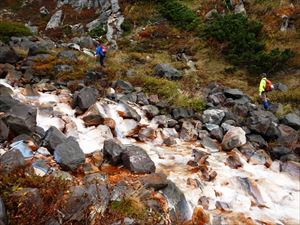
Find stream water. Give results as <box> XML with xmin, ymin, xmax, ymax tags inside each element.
<box><xmin>2</xmin><ymin>80</ymin><xmax>299</xmax><ymax>225</ymax></box>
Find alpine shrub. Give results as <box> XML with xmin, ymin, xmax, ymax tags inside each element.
<box><xmin>203</xmin><ymin>13</ymin><xmax>294</xmax><ymax>74</ymax></box>
<box><xmin>0</xmin><ymin>22</ymin><xmax>32</xmax><ymax>43</ymax></box>
<box><xmin>89</xmin><ymin>26</ymin><xmax>106</xmax><ymax>38</ymax></box>
<box><xmin>158</xmin><ymin>0</ymin><xmax>201</xmax><ymax>31</ymax></box>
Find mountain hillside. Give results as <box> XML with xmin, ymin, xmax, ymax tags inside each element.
<box><xmin>0</xmin><ymin>0</ymin><xmax>300</xmax><ymax>225</ymax></box>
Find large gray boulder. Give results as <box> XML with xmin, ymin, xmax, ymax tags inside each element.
<box><xmin>0</xmin><ymin>46</ymin><xmax>19</xmax><ymax>64</ymax></box>
<box><xmin>4</xmin><ymin>103</ymin><xmax>37</xmax><ymax>136</ymax></box>
<box><xmin>73</xmin><ymin>87</ymin><xmax>99</xmax><ymax>111</ymax></box>
<box><xmin>154</xmin><ymin>64</ymin><xmax>182</xmax><ymax>80</ymax></box>
<box><xmin>247</xmin><ymin>110</ymin><xmax>278</xmax><ymax>136</ymax></box>
<box><xmin>46</xmin><ymin>10</ymin><xmax>63</xmax><ymax>30</ymax></box>
<box><xmin>0</xmin><ymin>150</ymin><xmax>25</xmax><ymax>174</ymax></box>
<box><xmin>54</xmin><ymin>137</ymin><xmax>85</xmax><ymax>171</ymax></box>
<box><xmin>222</xmin><ymin>127</ymin><xmax>246</xmax><ymax>151</ymax></box>
<box><xmin>43</xmin><ymin>126</ymin><xmax>67</xmax><ymax>153</ymax></box>
<box><xmin>202</xmin><ymin>109</ymin><xmax>225</xmax><ymax>125</ymax></box>
<box><xmin>162</xmin><ymin>181</ymin><xmax>192</xmax><ymax>223</ymax></box>
<box><xmin>282</xmin><ymin>113</ymin><xmax>300</xmax><ymax>130</ymax></box>
<box><xmin>103</xmin><ymin>139</ymin><xmax>124</xmax><ymax>165</ymax></box>
<box><xmin>142</xmin><ymin>105</ymin><xmax>159</xmax><ymax>119</ymax></box>
<box><xmin>122</xmin><ymin>145</ymin><xmax>155</xmax><ymax>173</ymax></box>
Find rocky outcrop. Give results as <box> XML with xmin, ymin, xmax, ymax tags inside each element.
<box><xmin>46</xmin><ymin>10</ymin><xmax>63</xmax><ymax>30</ymax></box>
<box><xmin>154</xmin><ymin>64</ymin><xmax>182</xmax><ymax>80</ymax></box>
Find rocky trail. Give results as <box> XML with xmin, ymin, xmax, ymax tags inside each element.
<box><xmin>0</xmin><ymin>35</ymin><xmax>299</xmax><ymax>224</ymax></box>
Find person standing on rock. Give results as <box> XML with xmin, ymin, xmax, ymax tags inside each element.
<box><xmin>95</xmin><ymin>41</ymin><xmax>107</xmax><ymax>67</ymax></box>
<box><xmin>259</xmin><ymin>73</ymin><xmax>274</xmax><ymax>110</ymax></box>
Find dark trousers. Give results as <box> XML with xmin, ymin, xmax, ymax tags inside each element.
<box><xmin>99</xmin><ymin>55</ymin><xmax>105</xmax><ymax>66</ymax></box>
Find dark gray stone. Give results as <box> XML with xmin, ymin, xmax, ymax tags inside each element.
<box><xmin>119</xmin><ymin>102</ymin><xmax>141</xmax><ymax>122</ymax></box>
<box><xmin>201</xmin><ymin>136</ymin><xmax>220</xmax><ymax>153</ymax></box>
<box><xmin>151</xmin><ymin>115</ymin><xmax>177</xmax><ymax>128</ymax></box>
<box><xmin>247</xmin><ymin>134</ymin><xmax>268</xmax><ymax>149</ymax></box>
<box><xmin>103</xmin><ymin>139</ymin><xmax>124</xmax><ymax>165</ymax></box>
<box><xmin>208</xmin><ymin>92</ymin><xmax>226</xmax><ymax>105</ymax></box>
<box><xmin>61</xmin><ymin>186</ymin><xmax>91</xmax><ymax>221</ymax></box>
<box><xmin>282</xmin><ymin>113</ymin><xmax>300</xmax><ymax>130</ymax></box>
<box><xmin>136</xmin><ymin>92</ymin><xmax>149</xmax><ymax>105</ymax></box>
<box><xmin>119</xmin><ymin>93</ymin><xmax>137</xmax><ymax>103</ymax></box>
<box><xmin>0</xmin><ymin>120</ymin><xmax>9</xmax><ymax>142</ymax></box>
<box><xmin>210</xmin><ymin>127</ymin><xmax>223</xmax><ymax>142</ymax></box>
<box><xmin>154</xmin><ymin>64</ymin><xmax>182</xmax><ymax>80</ymax></box>
<box><xmin>224</xmin><ymin>88</ymin><xmax>245</xmax><ymax>99</ymax></box>
<box><xmin>274</xmin><ymin>82</ymin><xmax>288</xmax><ymax>92</ymax></box>
<box><xmin>73</xmin><ymin>87</ymin><xmax>99</xmax><ymax>111</ymax></box>
<box><xmin>0</xmin><ymin>46</ymin><xmax>19</xmax><ymax>64</ymax></box>
<box><xmin>43</xmin><ymin>126</ymin><xmax>67</xmax><ymax>153</ymax></box>
<box><xmin>28</xmin><ymin>44</ymin><xmax>48</xmax><ymax>56</ymax></box>
<box><xmin>162</xmin><ymin>181</ymin><xmax>192</xmax><ymax>223</ymax></box>
<box><xmin>269</xmin><ymin>146</ymin><xmax>292</xmax><ymax>160</ymax></box>
<box><xmin>0</xmin><ymin>150</ymin><xmax>25</xmax><ymax>174</ymax></box>
<box><xmin>54</xmin><ymin>137</ymin><xmax>85</xmax><ymax>171</ymax></box>
<box><xmin>57</xmin><ymin>50</ymin><xmax>78</xmax><ymax>62</ymax></box>
<box><xmin>112</xmin><ymin>80</ymin><xmax>133</xmax><ymax>93</ymax></box>
<box><xmin>0</xmin><ymin>95</ymin><xmax>19</xmax><ymax>112</ymax></box>
<box><xmin>140</xmin><ymin>173</ymin><xmax>168</xmax><ymax>190</ymax></box>
<box><xmin>247</xmin><ymin>110</ymin><xmax>278</xmax><ymax>135</ymax></box>
<box><xmin>122</xmin><ymin>145</ymin><xmax>156</xmax><ymax>173</ymax></box>
<box><xmin>142</xmin><ymin>105</ymin><xmax>159</xmax><ymax>119</ymax></box>
<box><xmin>172</xmin><ymin>108</ymin><xmax>193</xmax><ymax>120</ymax></box>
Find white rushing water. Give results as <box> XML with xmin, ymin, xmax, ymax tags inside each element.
<box><xmin>3</xmin><ymin>80</ymin><xmax>299</xmax><ymax>225</ymax></box>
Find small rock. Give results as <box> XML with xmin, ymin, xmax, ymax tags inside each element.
<box><xmin>140</xmin><ymin>173</ymin><xmax>168</xmax><ymax>190</ymax></box>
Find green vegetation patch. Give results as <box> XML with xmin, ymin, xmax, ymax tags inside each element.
<box><xmin>89</xmin><ymin>26</ymin><xmax>107</xmax><ymax>39</ymax></box>
<box><xmin>158</xmin><ymin>0</ymin><xmax>201</xmax><ymax>31</ymax></box>
<box><xmin>202</xmin><ymin>13</ymin><xmax>294</xmax><ymax>74</ymax></box>
<box><xmin>0</xmin><ymin>21</ymin><xmax>32</xmax><ymax>43</ymax></box>
<box><xmin>129</xmin><ymin>75</ymin><xmax>206</xmax><ymax>111</ymax></box>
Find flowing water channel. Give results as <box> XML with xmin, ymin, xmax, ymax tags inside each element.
<box><xmin>2</xmin><ymin>80</ymin><xmax>299</xmax><ymax>225</ymax></box>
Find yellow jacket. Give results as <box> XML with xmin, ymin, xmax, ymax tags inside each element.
<box><xmin>259</xmin><ymin>77</ymin><xmax>267</xmax><ymax>95</ymax></box>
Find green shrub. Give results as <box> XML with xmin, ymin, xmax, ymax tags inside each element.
<box><xmin>121</xmin><ymin>20</ymin><xmax>133</xmax><ymax>35</ymax></box>
<box><xmin>0</xmin><ymin>22</ymin><xmax>32</xmax><ymax>43</ymax></box>
<box><xmin>89</xmin><ymin>26</ymin><xmax>106</xmax><ymax>38</ymax></box>
<box><xmin>158</xmin><ymin>0</ymin><xmax>201</xmax><ymax>31</ymax></box>
<box><xmin>203</xmin><ymin>13</ymin><xmax>294</xmax><ymax>74</ymax></box>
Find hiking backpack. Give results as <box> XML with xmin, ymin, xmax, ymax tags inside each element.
<box><xmin>101</xmin><ymin>45</ymin><xmax>107</xmax><ymax>54</ymax></box>
<box><xmin>265</xmin><ymin>79</ymin><xmax>273</xmax><ymax>92</ymax></box>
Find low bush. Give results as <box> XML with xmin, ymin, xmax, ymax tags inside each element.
<box><xmin>0</xmin><ymin>21</ymin><xmax>32</xmax><ymax>43</ymax></box>
<box><xmin>203</xmin><ymin>13</ymin><xmax>294</xmax><ymax>74</ymax></box>
<box><xmin>89</xmin><ymin>26</ymin><xmax>106</xmax><ymax>39</ymax></box>
<box><xmin>158</xmin><ymin>0</ymin><xmax>201</xmax><ymax>31</ymax></box>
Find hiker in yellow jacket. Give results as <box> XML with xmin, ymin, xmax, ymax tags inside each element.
<box><xmin>259</xmin><ymin>73</ymin><xmax>273</xmax><ymax>110</ymax></box>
